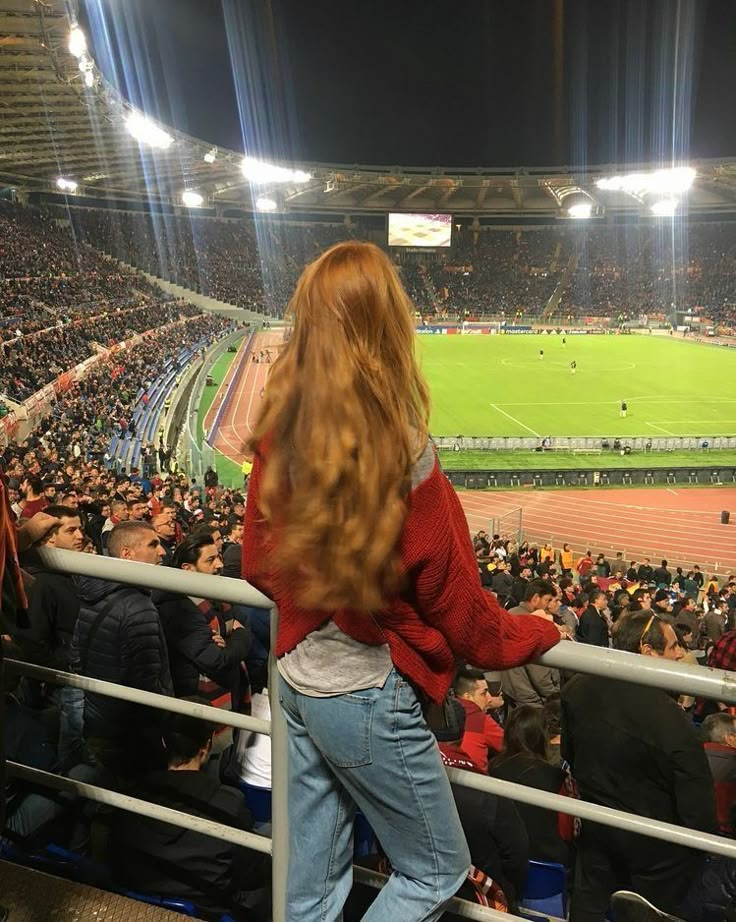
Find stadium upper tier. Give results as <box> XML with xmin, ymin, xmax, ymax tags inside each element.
<box><xmin>1</xmin><ymin>0</ymin><xmax>736</xmax><ymax>217</ymax></box>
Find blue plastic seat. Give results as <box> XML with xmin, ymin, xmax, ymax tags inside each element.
<box><xmin>520</xmin><ymin>860</ymin><xmax>568</xmax><ymax>919</ymax></box>
<box><xmin>239</xmin><ymin>782</ymin><xmax>273</xmax><ymax>825</ymax></box>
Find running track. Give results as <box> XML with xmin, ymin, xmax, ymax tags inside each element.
<box><xmin>207</xmin><ymin>331</ymin><xmax>282</xmax><ymax>459</ymax></box>
<box><xmin>209</xmin><ymin>335</ymin><xmax>736</xmax><ymax>573</ymax></box>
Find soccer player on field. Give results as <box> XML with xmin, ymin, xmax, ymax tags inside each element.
<box><xmin>570</xmin><ymin>360</ymin><xmax>577</xmax><ymax>376</ymax></box>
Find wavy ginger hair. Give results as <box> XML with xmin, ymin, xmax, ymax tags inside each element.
<box><xmin>249</xmin><ymin>241</ymin><xmax>431</xmax><ymax>613</ymax></box>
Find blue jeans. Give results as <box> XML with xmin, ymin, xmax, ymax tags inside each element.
<box><xmin>279</xmin><ymin>669</ymin><xmax>470</xmax><ymax>921</ymax></box>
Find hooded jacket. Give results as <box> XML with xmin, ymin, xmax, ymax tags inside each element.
<box><xmin>72</xmin><ymin>575</ymin><xmax>172</xmax><ymax>741</ymax></box>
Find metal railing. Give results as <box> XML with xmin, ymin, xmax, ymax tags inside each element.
<box><xmin>5</xmin><ymin>545</ymin><xmax>736</xmax><ymax>922</ymax></box>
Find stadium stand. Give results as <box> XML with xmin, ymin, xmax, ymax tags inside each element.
<box><xmin>2</xmin><ymin>214</ymin><xmax>736</xmax><ymax>921</ymax></box>
<box><xmin>66</xmin><ymin>205</ymin><xmax>736</xmax><ymax>324</ymax></box>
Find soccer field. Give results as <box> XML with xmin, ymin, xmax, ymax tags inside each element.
<box><xmin>419</xmin><ymin>334</ymin><xmax>736</xmax><ymax>438</ymax></box>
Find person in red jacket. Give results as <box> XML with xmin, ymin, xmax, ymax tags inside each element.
<box><xmin>242</xmin><ymin>241</ymin><xmax>561</xmax><ymax>921</ymax></box>
<box><xmin>455</xmin><ymin>666</ymin><xmax>504</xmax><ymax>773</ymax></box>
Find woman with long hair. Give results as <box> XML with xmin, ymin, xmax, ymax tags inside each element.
<box><xmin>490</xmin><ymin>705</ymin><xmax>576</xmax><ymax>866</ymax></box>
<box><xmin>242</xmin><ymin>241</ymin><xmax>561</xmax><ymax>920</ymax></box>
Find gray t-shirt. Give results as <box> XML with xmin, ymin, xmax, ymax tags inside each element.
<box><xmin>278</xmin><ymin>438</ymin><xmax>436</xmax><ymax>697</ymax></box>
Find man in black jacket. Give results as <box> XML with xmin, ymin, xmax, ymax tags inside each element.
<box><xmin>71</xmin><ymin>520</ymin><xmax>172</xmax><ymax>777</ymax></box>
<box><xmin>156</xmin><ymin>534</ymin><xmax>251</xmax><ymax>757</ymax></box>
<box><xmin>562</xmin><ymin>612</ymin><xmax>717</xmax><ymax>920</ymax></box>
<box><xmin>637</xmin><ymin>558</ymin><xmax>654</xmax><ymax>584</ymax></box>
<box><xmin>653</xmin><ymin>560</ymin><xmax>671</xmax><ymax>587</ymax></box>
<box><xmin>575</xmin><ymin>589</ymin><xmax>610</xmax><ymax>647</ymax></box>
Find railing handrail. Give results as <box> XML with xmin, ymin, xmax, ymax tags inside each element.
<box><xmin>3</xmin><ymin>660</ymin><xmax>271</xmax><ymax>736</ymax></box>
<box><xmin>37</xmin><ymin>548</ymin><xmax>736</xmax><ymax>706</ymax></box>
<box><xmin>37</xmin><ymin>547</ymin><xmax>272</xmax><ymax>610</ymax></box>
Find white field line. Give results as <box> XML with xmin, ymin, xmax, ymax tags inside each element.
<box><xmin>489</xmin><ymin>404</ymin><xmax>541</xmax><ymax>438</ymax></box>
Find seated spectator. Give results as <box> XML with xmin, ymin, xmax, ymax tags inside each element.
<box><xmin>490</xmin><ymin>704</ymin><xmax>576</xmax><ymax>866</ymax></box>
<box><xmin>109</xmin><ymin>710</ymin><xmax>268</xmax><ymax>920</ymax></box>
<box><xmin>434</xmin><ymin>698</ymin><xmax>529</xmax><ymax>912</ymax></box>
<box><xmin>502</xmin><ymin>580</ymin><xmax>560</xmax><ymax>709</ymax></box>
<box><xmin>454</xmin><ymin>666</ymin><xmax>504</xmax><ymax>772</ymax></box>
<box><xmin>701</xmin><ymin>713</ymin><xmax>736</xmax><ymax>837</ymax></box>
<box><xmin>236</xmin><ymin>674</ymin><xmax>272</xmax><ymax>792</ymax></box>
<box><xmin>562</xmin><ymin>611</ymin><xmax>716</xmax><ymax>919</ymax></box>
<box><xmin>543</xmin><ymin>693</ymin><xmax>564</xmax><ymax>766</ymax></box>
<box><xmin>155</xmin><ymin>533</ymin><xmax>252</xmax><ymax>766</ymax></box>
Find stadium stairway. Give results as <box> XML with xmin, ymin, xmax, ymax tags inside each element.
<box><xmin>108</xmin><ymin>337</ymin><xmax>211</xmax><ymax>471</ymax></box>
<box><xmin>93</xmin><ymin>250</ymin><xmax>267</xmax><ymax>324</ymax></box>
<box><xmin>543</xmin><ymin>250</ymin><xmax>578</xmax><ymax>320</ymax></box>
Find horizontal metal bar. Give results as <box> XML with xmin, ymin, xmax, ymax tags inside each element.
<box><xmin>36</xmin><ymin>547</ymin><xmax>273</xmax><ymax>610</ymax></box>
<box><xmin>537</xmin><ymin>639</ymin><xmax>736</xmax><ymax>705</ymax></box>
<box><xmin>4</xmin><ymin>660</ymin><xmax>271</xmax><ymax>736</ymax></box>
<box><xmin>446</xmin><ymin>768</ymin><xmax>736</xmax><ymax>860</ymax></box>
<box><xmin>6</xmin><ymin>762</ymin><xmax>272</xmax><ymax>856</ymax></box>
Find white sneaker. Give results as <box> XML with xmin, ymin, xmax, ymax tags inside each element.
<box><xmin>610</xmin><ymin>891</ymin><xmax>683</xmax><ymax>922</ymax></box>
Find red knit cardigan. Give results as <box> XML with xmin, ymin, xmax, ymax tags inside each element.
<box><xmin>242</xmin><ymin>450</ymin><xmax>560</xmax><ymax>704</ymax></box>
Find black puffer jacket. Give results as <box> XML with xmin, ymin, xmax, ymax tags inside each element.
<box><xmin>72</xmin><ymin>576</ymin><xmax>173</xmax><ymax>741</ymax></box>
<box><xmin>154</xmin><ymin>589</ymin><xmax>252</xmax><ymax>699</ymax></box>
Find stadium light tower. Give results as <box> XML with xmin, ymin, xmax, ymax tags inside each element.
<box><xmin>56</xmin><ymin>177</ymin><xmax>78</xmax><ymax>194</ymax></box>
<box><xmin>256</xmin><ymin>196</ymin><xmax>278</xmax><ymax>212</ymax></box>
<box><xmin>68</xmin><ymin>26</ymin><xmax>87</xmax><ymax>58</ymax></box>
<box><xmin>181</xmin><ymin>190</ymin><xmax>204</xmax><ymax>208</ymax></box>
<box><xmin>650</xmin><ymin>199</ymin><xmax>678</xmax><ymax>216</ymax></box>
<box><xmin>125</xmin><ymin>112</ymin><xmax>174</xmax><ymax>150</ymax></box>
<box><xmin>241</xmin><ymin>157</ymin><xmax>311</xmax><ymax>184</ymax></box>
<box><xmin>567</xmin><ymin>202</ymin><xmax>592</xmax><ymax>218</ymax></box>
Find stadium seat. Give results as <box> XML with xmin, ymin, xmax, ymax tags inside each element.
<box><xmin>519</xmin><ymin>860</ymin><xmax>568</xmax><ymax>920</ymax></box>
<box><xmin>239</xmin><ymin>782</ymin><xmax>272</xmax><ymax>825</ymax></box>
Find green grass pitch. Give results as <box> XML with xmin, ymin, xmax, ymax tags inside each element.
<box><xmin>418</xmin><ymin>334</ymin><xmax>736</xmax><ymax>438</ymax></box>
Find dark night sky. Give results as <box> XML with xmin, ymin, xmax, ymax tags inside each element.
<box><xmin>81</xmin><ymin>0</ymin><xmax>736</xmax><ymax>168</ymax></box>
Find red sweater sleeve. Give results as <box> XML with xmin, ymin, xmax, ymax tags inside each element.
<box><xmin>242</xmin><ymin>452</ymin><xmax>270</xmax><ymax>594</ymax></box>
<box><xmin>402</xmin><ymin>464</ymin><xmax>561</xmax><ymax>670</ymax></box>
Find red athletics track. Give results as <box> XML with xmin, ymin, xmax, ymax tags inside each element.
<box><xmin>208</xmin><ymin>332</ymin><xmax>282</xmax><ymax>460</ymax></box>
<box><xmin>209</xmin><ymin>339</ymin><xmax>736</xmax><ymax>573</ymax></box>
<box><xmin>458</xmin><ymin>488</ymin><xmax>736</xmax><ymax>575</ymax></box>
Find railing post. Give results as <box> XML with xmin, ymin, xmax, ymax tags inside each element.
<box><xmin>269</xmin><ymin>605</ymin><xmax>289</xmax><ymax>922</ymax></box>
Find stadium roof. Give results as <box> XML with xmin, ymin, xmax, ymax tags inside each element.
<box><xmin>2</xmin><ymin>0</ymin><xmax>736</xmax><ymax>219</ymax></box>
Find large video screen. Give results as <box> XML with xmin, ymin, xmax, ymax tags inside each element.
<box><xmin>388</xmin><ymin>212</ymin><xmax>452</xmax><ymax>248</ymax></box>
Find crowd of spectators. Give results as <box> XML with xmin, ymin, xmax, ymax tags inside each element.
<box><xmin>68</xmin><ymin>205</ymin><xmax>736</xmax><ymax>326</ymax></box>
<box><xmin>2</xmin><ymin>463</ymin><xmax>736</xmax><ymax>919</ymax></box>
<box><xmin>70</xmin><ymin>208</ymin><xmax>354</xmax><ymax>319</ymax></box>
<box><xmin>559</xmin><ymin>223</ymin><xmax>736</xmax><ymax>323</ymax></box>
<box><xmin>459</xmin><ymin>530</ymin><xmax>736</xmax><ymax>918</ymax></box>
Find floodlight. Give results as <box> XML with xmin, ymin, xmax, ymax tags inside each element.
<box><xmin>567</xmin><ymin>202</ymin><xmax>592</xmax><ymax>218</ymax></box>
<box><xmin>203</xmin><ymin>147</ymin><xmax>218</xmax><ymax>164</ymax></box>
<box><xmin>650</xmin><ymin>199</ymin><xmax>678</xmax><ymax>216</ymax></box>
<box><xmin>595</xmin><ymin>166</ymin><xmax>695</xmax><ymax>196</ymax></box>
<box><xmin>255</xmin><ymin>196</ymin><xmax>278</xmax><ymax>211</ymax></box>
<box><xmin>241</xmin><ymin>157</ymin><xmax>311</xmax><ymax>184</ymax></box>
<box><xmin>56</xmin><ymin>177</ymin><xmax>78</xmax><ymax>193</ymax></box>
<box><xmin>68</xmin><ymin>26</ymin><xmax>87</xmax><ymax>58</ymax></box>
<box><xmin>182</xmin><ymin>190</ymin><xmax>204</xmax><ymax>208</ymax></box>
<box><xmin>125</xmin><ymin>112</ymin><xmax>174</xmax><ymax>150</ymax></box>
<box><xmin>84</xmin><ymin>71</ymin><xmax>95</xmax><ymax>88</ymax></box>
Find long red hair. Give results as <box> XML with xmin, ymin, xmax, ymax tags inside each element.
<box><xmin>249</xmin><ymin>241</ymin><xmax>431</xmax><ymax>612</ymax></box>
